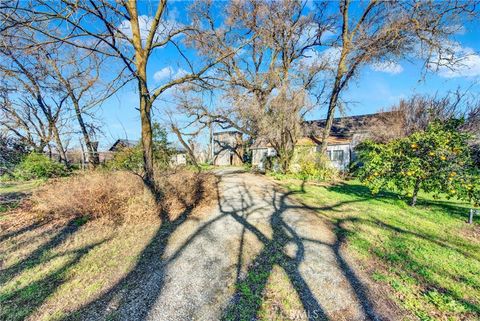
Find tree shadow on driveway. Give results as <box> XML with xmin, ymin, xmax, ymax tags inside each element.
<box><xmin>217</xmin><ymin>175</ymin><xmax>384</xmax><ymax>321</ymax></box>
<box><xmin>61</xmin><ymin>176</ymin><xmax>216</xmax><ymax>321</ymax></box>
<box><xmin>60</xmin><ymin>170</ymin><xmax>388</xmax><ymax>321</ymax></box>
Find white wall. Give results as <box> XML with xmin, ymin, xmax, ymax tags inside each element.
<box><xmin>325</xmin><ymin>144</ymin><xmax>351</xmax><ymax>171</ymax></box>
<box><xmin>252</xmin><ymin>144</ymin><xmax>353</xmax><ymax>172</ymax></box>
<box><xmin>252</xmin><ymin>148</ymin><xmax>276</xmax><ymax>171</ymax></box>
<box><xmin>170</xmin><ymin>154</ymin><xmax>187</xmax><ymax>166</ymax></box>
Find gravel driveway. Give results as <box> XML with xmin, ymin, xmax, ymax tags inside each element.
<box><xmin>80</xmin><ymin>168</ymin><xmax>392</xmax><ymax>321</ymax></box>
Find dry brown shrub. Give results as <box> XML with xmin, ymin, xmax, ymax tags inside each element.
<box><xmin>25</xmin><ymin>169</ymin><xmax>218</xmax><ymax>224</ymax></box>
<box><xmin>32</xmin><ymin>171</ymin><xmax>153</xmax><ymax>223</ymax></box>
<box><xmin>156</xmin><ymin>169</ymin><xmax>218</xmax><ymax>220</ymax></box>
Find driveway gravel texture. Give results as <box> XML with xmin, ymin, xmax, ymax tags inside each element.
<box><xmin>74</xmin><ymin>168</ymin><xmax>399</xmax><ymax>321</ymax></box>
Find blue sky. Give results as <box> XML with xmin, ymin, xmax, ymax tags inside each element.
<box><xmin>96</xmin><ymin>2</ymin><xmax>480</xmax><ymax>150</ymax></box>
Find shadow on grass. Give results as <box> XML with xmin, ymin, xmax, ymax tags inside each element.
<box><xmin>59</xmin><ymin>176</ymin><xmax>213</xmax><ymax>321</ymax></box>
<box><xmin>0</xmin><ymin>192</ymin><xmax>28</xmax><ymax>214</ymax></box>
<box><xmin>311</xmin><ymin>181</ymin><xmax>479</xmax><ymax>261</ymax></box>
<box><xmin>282</xmin><ymin>179</ymin><xmax>480</xmax><ymax>318</ymax></box>
<box><xmin>0</xmin><ymin>173</ymin><xmax>212</xmax><ymax>321</ymax></box>
<box><xmin>0</xmin><ymin>219</ymin><xmax>49</xmax><ymax>243</ymax></box>
<box><xmin>326</xmin><ymin>182</ymin><xmax>473</xmax><ymax>222</ymax></box>
<box><xmin>325</xmin><ymin>212</ymin><xmax>480</xmax><ymax>319</ymax></box>
<box><xmin>0</xmin><ymin>219</ymin><xmax>109</xmax><ymax>321</ymax></box>
<box><xmin>372</xmin><ymin>223</ymin><xmax>480</xmax><ymax>316</ymax></box>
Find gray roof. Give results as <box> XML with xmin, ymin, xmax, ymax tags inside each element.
<box><xmin>306</xmin><ymin>112</ymin><xmax>390</xmax><ymax>137</ymax></box>
<box><xmin>213</xmin><ymin>130</ymin><xmax>243</xmax><ymax>136</ymax></box>
<box><xmin>109</xmin><ymin>139</ymin><xmax>138</xmax><ymax>151</ymax></box>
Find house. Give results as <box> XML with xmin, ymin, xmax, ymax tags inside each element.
<box><xmin>213</xmin><ymin>131</ymin><xmax>243</xmax><ymax>166</ymax></box>
<box><xmin>108</xmin><ymin>139</ymin><xmax>137</xmax><ymax>152</ymax></box>
<box><xmin>250</xmin><ymin>139</ymin><xmax>277</xmax><ymax>171</ymax></box>
<box><xmin>251</xmin><ymin>113</ymin><xmax>382</xmax><ymax>171</ymax></box>
<box><xmin>170</xmin><ymin>147</ymin><xmax>187</xmax><ymax>166</ymax></box>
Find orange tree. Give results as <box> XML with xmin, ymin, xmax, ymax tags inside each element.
<box><xmin>355</xmin><ymin>120</ymin><xmax>479</xmax><ymax>207</ymax></box>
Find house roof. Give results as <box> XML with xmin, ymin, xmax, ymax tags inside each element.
<box><xmin>213</xmin><ymin>130</ymin><xmax>243</xmax><ymax>136</ymax></box>
<box><xmin>108</xmin><ymin>139</ymin><xmax>138</xmax><ymax>151</ymax></box>
<box><xmin>306</xmin><ymin>112</ymin><xmax>388</xmax><ymax>138</ymax></box>
<box><xmin>250</xmin><ymin>112</ymin><xmax>387</xmax><ymax>149</ymax></box>
<box><xmin>298</xmin><ymin>136</ymin><xmax>351</xmax><ymax>146</ymax></box>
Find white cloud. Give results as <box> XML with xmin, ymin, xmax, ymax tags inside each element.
<box><xmin>371</xmin><ymin>61</ymin><xmax>404</xmax><ymax>75</ymax></box>
<box><xmin>300</xmin><ymin>23</ymin><xmax>319</xmax><ymax>44</ymax></box>
<box><xmin>153</xmin><ymin>66</ymin><xmax>188</xmax><ymax>82</ymax></box>
<box><xmin>430</xmin><ymin>44</ymin><xmax>480</xmax><ymax>78</ymax></box>
<box><xmin>300</xmin><ymin>23</ymin><xmax>336</xmax><ymax>45</ymax></box>
<box><xmin>321</xmin><ymin>47</ymin><xmax>341</xmax><ymax>65</ymax></box>
<box><xmin>118</xmin><ymin>15</ymin><xmax>153</xmax><ymax>42</ymax></box>
<box><xmin>173</xmin><ymin>68</ymin><xmax>187</xmax><ymax>79</ymax></box>
<box><xmin>300</xmin><ymin>47</ymin><xmax>341</xmax><ymax>69</ymax></box>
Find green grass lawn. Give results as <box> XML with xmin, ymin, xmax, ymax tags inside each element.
<box><xmin>0</xmin><ymin>180</ymin><xmax>42</xmax><ymax>194</ymax></box>
<box><xmin>0</xmin><ymin>180</ymin><xmax>42</xmax><ymax>214</ymax></box>
<box><xmin>277</xmin><ymin>179</ymin><xmax>480</xmax><ymax>321</ymax></box>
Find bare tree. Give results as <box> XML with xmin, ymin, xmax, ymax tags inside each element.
<box><xmin>180</xmin><ymin>0</ymin><xmax>327</xmax><ymax>171</ymax></box>
<box><xmin>0</xmin><ymin>83</ymin><xmax>51</xmax><ymax>153</ymax></box>
<box><xmin>257</xmin><ymin>85</ymin><xmax>310</xmax><ymax>171</ymax></box>
<box><xmin>0</xmin><ymin>132</ymin><xmax>27</xmax><ymax>175</ymax></box>
<box><xmin>366</xmin><ymin>91</ymin><xmax>480</xmax><ymax>143</ymax></box>
<box><xmin>43</xmin><ymin>44</ymin><xmax>128</xmax><ymax>168</ymax></box>
<box><xmin>170</xmin><ymin>124</ymin><xmax>200</xmax><ymax>170</ymax></box>
<box><xmin>314</xmin><ymin>0</ymin><xmax>478</xmax><ymax>152</ymax></box>
<box><xmin>0</xmin><ymin>37</ymin><xmax>70</xmax><ymax>165</ymax></box>
<box><xmin>0</xmin><ymin>0</ymin><xmax>238</xmax><ymax>188</ymax></box>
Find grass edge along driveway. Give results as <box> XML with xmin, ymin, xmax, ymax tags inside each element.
<box><xmin>277</xmin><ymin>178</ymin><xmax>480</xmax><ymax>321</ymax></box>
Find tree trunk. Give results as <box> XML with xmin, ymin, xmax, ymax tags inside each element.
<box><xmin>51</xmin><ymin>124</ymin><xmax>68</xmax><ymax>167</ymax></box>
<box><xmin>36</xmin><ymin>141</ymin><xmax>47</xmax><ymax>154</ymax></box>
<box><xmin>139</xmin><ymin>89</ymin><xmax>155</xmax><ymax>189</ymax></box>
<box><xmin>171</xmin><ymin>124</ymin><xmax>200</xmax><ymax>171</ymax></box>
<box><xmin>410</xmin><ymin>178</ymin><xmax>421</xmax><ymax>207</ymax></box>
<box><xmin>320</xmin><ymin>5</ymin><xmax>350</xmax><ymax>154</ymax></box>
<box><xmin>280</xmin><ymin>152</ymin><xmax>290</xmax><ymax>173</ymax></box>
<box><xmin>319</xmin><ymin>75</ymin><xmax>343</xmax><ymax>154</ymax></box>
<box><xmin>274</xmin><ymin>145</ymin><xmax>293</xmax><ymax>174</ymax></box>
<box><xmin>128</xmin><ymin>1</ymin><xmax>156</xmax><ymax>192</ymax></box>
<box><xmin>47</xmin><ymin>144</ymin><xmax>52</xmax><ymax>159</ymax></box>
<box><xmin>72</xmin><ymin>98</ymin><xmax>99</xmax><ymax>168</ymax></box>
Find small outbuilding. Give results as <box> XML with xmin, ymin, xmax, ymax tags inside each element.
<box><xmin>213</xmin><ymin>131</ymin><xmax>243</xmax><ymax>166</ymax></box>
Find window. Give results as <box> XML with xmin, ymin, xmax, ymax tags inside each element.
<box><xmin>325</xmin><ymin>149</ymin><xmax>345</xmax><ymax>162</ymax></box>
<box><xmin>331</xmin><ymin>150</ymin><xmax>344</xmax><ymax>161</ymax></box>
<box><xmin>332</xmin><ymin>150</ymin><xmax>344</xmax><ymax>161</ymax></box>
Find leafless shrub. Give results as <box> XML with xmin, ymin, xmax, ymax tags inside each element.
<box><xmin>156</xmin><ymin>169</ymin><xmax>218</xmax><ymax>220</ymax></box>
<box><xmin>366</xmin><ymin>92</ymin><xmax>480</xmax><ymax>143</ymax></box>
<box><xmin>32</xmin><ymin>171</ymin><xmax>151</xmax><ymax>223</ymax></box>
<box><xmin>29</xmin><ymin>170</ymin><xmax>217</xmax><ymax>224</ymax></box>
